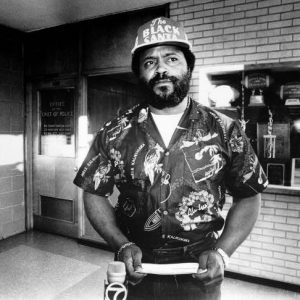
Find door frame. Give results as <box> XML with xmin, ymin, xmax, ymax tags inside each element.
<box><xmin>25</xmin><ymin>76</ymin><xmax>83</xmax><ymax>237</ymax></box>
<box><xmin>25</xmin><ymin>81</ymin><xmax>34</xmax><ymax>230</ymax></box>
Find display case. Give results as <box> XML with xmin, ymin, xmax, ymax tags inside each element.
<box><xmin>198</xmin><ymin>62</ymin><xmax>300</xmax><ymax>188</ymax></box>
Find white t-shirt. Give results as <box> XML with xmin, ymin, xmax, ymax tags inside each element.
<box><xmin>151</xmin><ymin>112</ymin><xmax>184</xmax><ymax>147</ymax></box>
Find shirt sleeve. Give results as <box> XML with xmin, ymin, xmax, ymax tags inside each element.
<box><xmin>73</xmin><ymin>128</ymin><xmax>115</xmax><ymax>197</ymax></box>
<box><xmin>224</xmin><ymin>121</ymin><xmax>268</xmax><ymax>199</ymax></box>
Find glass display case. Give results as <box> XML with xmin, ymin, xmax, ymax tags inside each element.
<box><xmin>198</xmin><ymin>62</ymin><xmax>300</xmax><ymax>188</ymax></box>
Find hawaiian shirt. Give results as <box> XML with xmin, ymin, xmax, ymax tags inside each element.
<box><xmin>74</xmin><ymin>99</ymin><xmax>268</xmax><ymax>249</ymax></box>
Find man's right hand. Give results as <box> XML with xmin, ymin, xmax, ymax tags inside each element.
<box><xmin>83</xmin><ymin>193</ymin><xmax>147</xmax><ymax>285</ymax></box>
<box><xmin>118</xmin><ymin>243</ymin><xmax>147</xmax><ymax>285</ymax></box>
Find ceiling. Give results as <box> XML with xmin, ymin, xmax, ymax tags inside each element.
<box><xmin>0</xmin><ymin>0</ymin><xmax>176</xmax><ymax>32</ymax></box>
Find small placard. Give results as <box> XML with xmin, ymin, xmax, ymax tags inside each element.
<box><xmin>280</xmin><ymin>82</ymin><xmax>300</xmax><ymax>100</ymax></box>
<box><xmin>267</xmin><ymin>163</ymin><xmax>285</xmax><ymax>185</ymax></box>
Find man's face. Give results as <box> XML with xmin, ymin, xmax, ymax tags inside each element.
<box><xmin>138</xmin><ymin>45</ymin><xmax>191</xmax><ymax>110</ymax></box>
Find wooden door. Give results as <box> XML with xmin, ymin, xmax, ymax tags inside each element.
<box><xmin>79</xmin><ymin>73</ymin><xmax>142</xmax><ymax>244</ymax></box>
<box><xmin>32</xmin><ymin>78</ymin><xmax>79</xmax><ymax>237</ymax></box>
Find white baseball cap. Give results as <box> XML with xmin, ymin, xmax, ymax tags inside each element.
<box><xmin>131</xmin><ymin>17</ymin><xmax>192</xmax><ymax>55</ymax></box>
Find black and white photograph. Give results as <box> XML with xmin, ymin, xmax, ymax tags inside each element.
<box><xmin>0</xmin><ymin>0</ymin><xmax>300</xmax><ymax>299</ymax></box>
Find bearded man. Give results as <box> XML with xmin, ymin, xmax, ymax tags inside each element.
<box><xmin>74</xmin><ymin>17</ymin><xmax>268</xmax><ymax>300</ymax></box>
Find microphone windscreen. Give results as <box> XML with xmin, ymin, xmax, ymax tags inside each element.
<box><xmin>107</xmin><ymin>261</ymin><xmax>126</xmax><ymax>283</ymax></box>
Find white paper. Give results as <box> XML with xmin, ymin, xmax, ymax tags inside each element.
<box><xmin>137</xmin><ymin>263</ymin><xmax>207</xmax><ymax>275</ymax></box>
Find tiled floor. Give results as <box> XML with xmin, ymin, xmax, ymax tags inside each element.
<box><xmin>0</xmin><ymin>230</ymin><xmax>299</xmax><ymax>300</ymax></box>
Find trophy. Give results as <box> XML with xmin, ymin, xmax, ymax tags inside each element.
<box><xmin>263</xmin><ymin>108</ymin><xmax>276</xmax><ymax>159</ymax></box>
<box><xmin>244</xmin><ymin>73</ymin><xmax>270</xmax><ymax>106</ymax></box>
<box><xmin>239</xmin><ymin>77</ymin><xmax>249</xmax><ymax>131</ymax></box>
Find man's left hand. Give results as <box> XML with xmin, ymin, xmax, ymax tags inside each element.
<box><xmin>192</xmin><ymin>250</ymin><xmax>224</xmax><ymax>287</ymax></box>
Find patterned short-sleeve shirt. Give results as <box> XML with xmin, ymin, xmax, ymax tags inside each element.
<box><xmin>74</xmin><ymin>99</ymin><xmax>268</xmax><ymax>249</ymax></box>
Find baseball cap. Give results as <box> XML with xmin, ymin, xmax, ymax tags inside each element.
<box><xmin>131</xmin><ymin>17</ymin><xmax>192</xmax><ymax>55</ymax></box>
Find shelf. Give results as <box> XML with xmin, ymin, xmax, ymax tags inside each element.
<box><xmin>265</xmin><ymin>184</ymin><xmax>300</xmax><ymax>196</ymax></box>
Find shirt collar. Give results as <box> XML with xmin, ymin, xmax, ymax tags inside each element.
<box><xmin>138</xmin><ymin>97</ymin><xmax>200</xmax><ymax>120</ymax></box>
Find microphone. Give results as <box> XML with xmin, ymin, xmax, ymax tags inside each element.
<box><xmin>107</xmin><ymin>261</ymin><xmax>126</xmax><ymax>284</ymax></box>
<box><xmin>105</xmin><ymin>262</ymin><xmax>128</xmax><ymax>300</ymax></box>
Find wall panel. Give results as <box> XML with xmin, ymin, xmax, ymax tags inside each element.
<box><xmin>82</xmin><ymin>6</ymin><xmax>168</xmax><ymax>74</ymax></box>
<box><xmin>0</xmin><ymin>26</ymin><xmax>25</xmax><ymax>239</ymax></box>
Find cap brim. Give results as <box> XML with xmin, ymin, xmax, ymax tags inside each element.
<box><xmin>131</xmin><ymin>40</ymin><xmax>192</xmax><ymax>55</ymax></box>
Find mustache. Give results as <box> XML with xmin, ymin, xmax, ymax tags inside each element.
<box><xmin>149</xmin><ymin>73</ymin><xmax>178</xmax><ymax>87</ymax></box>
<box><xmin>139</xmin><ymin>69</ymin><xmax>191</xmax><ymax>110</ymax></box>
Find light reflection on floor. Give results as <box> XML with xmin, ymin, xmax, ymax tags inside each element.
<box><xmin>0</xmin><ymin>231</ymin><xmax>298</xmax><ymax>300</ymax></box>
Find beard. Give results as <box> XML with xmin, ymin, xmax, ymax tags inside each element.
<box><xmin>139</xmin><ymin>70</ymin><xmax>191</xmax><ymax>110</ymax></box>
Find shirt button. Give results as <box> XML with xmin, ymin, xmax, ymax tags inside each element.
<box><xmin>165</xmin><ymin>151</ymin><xmax>170</xmax><ymax>156</ymax></box>
<box><xmin>163</xmin><ymin>210</ymin><xmax>168</xmax><ymax>215</ymax></box>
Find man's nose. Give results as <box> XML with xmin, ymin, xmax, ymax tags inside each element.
<box><xmin>155</xmin><ymin>60</ymin><xmax>168</xmax><ymax>75</ymax></box>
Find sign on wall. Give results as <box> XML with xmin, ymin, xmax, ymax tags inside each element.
<box><xmin>40</xmin><ymin>88</ymin><xmax>75</xmax><ymax>157</ymax></box>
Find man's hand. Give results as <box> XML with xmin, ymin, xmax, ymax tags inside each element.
<box><xmin>118</xmin><ymin>244</ymin><xmax>147</xmax><ymax>285</ymax></box>
<box><xmin>192</xmin><ymin>250</ymin><xmax>224</xmax><ymax>287</ymax></box>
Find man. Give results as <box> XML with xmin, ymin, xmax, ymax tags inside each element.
<box><xmin>74</xmin><ymin>17</ymin><xmax>268</xmax><ymax>300</ymax></box>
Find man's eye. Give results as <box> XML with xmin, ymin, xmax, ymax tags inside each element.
<box><xmin>167</xmin><ymin>57</ymin><xmax>178</xmax><ymax>64</ymax></box>
<box><xmin>144</xmin><ymin>61</ymin><xmax>154</xmax><ymax>68</ymax></box>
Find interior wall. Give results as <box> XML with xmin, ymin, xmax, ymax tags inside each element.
<box><xmin>88</xmin><ymin>75</ymin><xmax>142</xmax><ymax>133</ymax></box>
<box><xmin>170</xmin><ymin>0</ymin><xmax>300</xmax><ymax>100</ymax></box>
<box><xmin>0</xmin><ymin>26</ymin><xmax>25</xmax><ymax>239</ymax></box>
